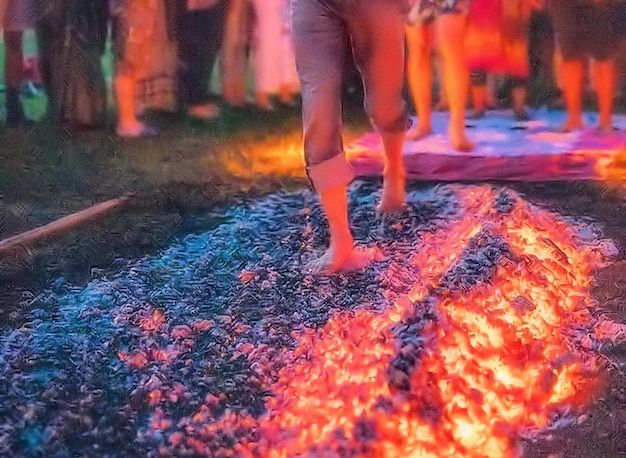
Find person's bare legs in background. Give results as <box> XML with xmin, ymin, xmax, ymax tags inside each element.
<box><xmin>405</xmin><ymin>1</ymin><xmax>473</xmax><ymax>151</ymax></box>
<box><xmin>405</xmin><ymin>24</ymin><xmax>433</xmax><ymax>140</ymax></box>
<box><xmin>436</xmin><ymin>13</ymin><xmax>473</xmax><ymax>151</ymax></box>
<box><xmin>593</xmin><ymin>59</ymin><xmax>616</xmax><ymax>133</ymax></box>
<box><xmin>221</xmin><ymin>0</ymin><xmax>251</xmax><ymax>106</ymax></box>
<box><xmin>547</xmin><ymin>0</ymin><xmax>618</xmax><ymax>133</ymax></box>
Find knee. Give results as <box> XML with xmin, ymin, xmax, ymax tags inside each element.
<box><xmin>366</xmin><ymin>99</ymin><xmax>410</xmax><ymax>133</ymax></box>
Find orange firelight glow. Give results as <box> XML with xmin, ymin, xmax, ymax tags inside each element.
<box><xmin>118</xmin><ymin>185</ymin><xmax>613</xmax><ymax>458</ymax></box>
<box><xmin>234</xmin><ymin>187</ymin><xmax>604</xmax><ymax>457</ymax></box>
<box><xmin>221</xmin><ymin>138</ymin><xmax>305</xmax><ymax>180</ymax></box>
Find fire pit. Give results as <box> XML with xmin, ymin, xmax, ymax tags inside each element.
<box><xmin>0</xmin><ymin>182</ymin><xmax>623</xmax><ymax>457</ymax></box>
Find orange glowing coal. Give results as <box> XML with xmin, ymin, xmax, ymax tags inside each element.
<box><xmin>233</xmin><ymin>187</ymin><xmax>607</xmax><ymax>458</ymax></box>
<box><xmin>119</xmin><ymin>186</ymin><xmax>616</xmax><ymax>458</ymax></box>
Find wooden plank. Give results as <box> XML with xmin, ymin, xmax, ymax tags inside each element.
<box><xmin>0</xmin><ymin>195</ymin><xmax>133</xmax><ymax>254</ymax></box>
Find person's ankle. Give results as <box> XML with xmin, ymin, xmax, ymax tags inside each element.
<box><xmin>384</xmin><ymin>169</ymin><xmax>405</xmax><ymax>184</ymax></box>
<box><xmin>329</xmin><ymin>229</ymin><xmax>353</xmax><ymax>248</ymax></box>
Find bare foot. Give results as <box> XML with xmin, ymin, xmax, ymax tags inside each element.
<box><xmin>450</xmin><ymin>131</ymin><xmax>474</xmax><ymax>152</ymax></box>
<box><xmin>116</xmin><ymin>122</ymin><xmax>157</xmax><ymax>138</ymax></box>
<box><xmin>307</xmin><ymin>245</ymin><xmax>377</xmax><ymax>275</ymax></box>
<box><xmin>406</xmin><ymin>123</ymin><xmax>432</xmax><ymax>141</ymax></box>
<box><xmin>189</xmin><ymin>103</ymin><xmax>220</xmax><ymax>120</ymax></box>
<box><xmin>597</xmin><ymin>124</ymin><xmax>616</xmax><ymax>136</ymax></box>
<box><xmin>557</xmin><ymin>118</ymin><xmax>583</xmax><ymax>133</ymax></box>
<box><xmin>377</xmin><ymin>173</ymin><xmax>406</xmax><ymax>214</ymax></box>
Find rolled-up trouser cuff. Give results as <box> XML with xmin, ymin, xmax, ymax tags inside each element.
<box><xmin>306</xmin><ymin>153</ymin><xmax>355</xmax><ymax>194</ymax></box>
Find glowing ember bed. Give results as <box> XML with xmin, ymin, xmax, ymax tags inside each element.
<box><xmin>0</xmin><ymin>183</ymin><xmax>624</xmax><ymax>457</ymax></box>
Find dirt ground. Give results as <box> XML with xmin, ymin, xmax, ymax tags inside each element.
<box><xmin>0</xmin><ymin>104</ymin><xmax>625</xmax><ymax>457</ymax></box>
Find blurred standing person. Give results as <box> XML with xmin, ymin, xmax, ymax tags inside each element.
<box><xmin>466</xmin><ymin>0</ymin><xmax>542</xmax><ymax>120</ymax></box>
<box><xmin>528</xmin><ymin>8</ymin><xmax>558</xmax><ymax>106</ymax></box>
<box><xmin>2</xmin><ymin>0</ymin><xmax>35</xmax><ymax>126</ymax></box>
<box><xmin>176</xmin><ymin>0</ymin><xmax>227</xmax><ymax>120</ymax></box>
<box><xmin>35</xmin><ymin>0</ymin><xmax>109</xmax><ymax>130</ymax></box>
<box><xmin>220</xmin><ymin>0</ymin><xmax>253</xmax><ymax>107</ymax></box>
<box><xmin>292</xmin><ymin>0</ymin><xmax>411</xmax><ymax>273</ymax></box>
<box><xmin>132</xmin><ymin>0</ymin><xmax>178</xmax><ymax>115</ymax></box>
<box><xmin>405</xmin><ymin>0</ymin><xmax>473</xmax><ymax>151</ymax></box>
<box><xmin>546</xmin><ymin>0</ymin><xmax>620</xmax><ymax>133</ymax></box>
<box><xmin>111</xmin><ymin>0</ymin><xmax>163</xmax><ymax>137</ymax></box>
<box><xmin>250</xmin><ymin>0</ymin><xmax>300</xmax><ymax>110</ymax></box>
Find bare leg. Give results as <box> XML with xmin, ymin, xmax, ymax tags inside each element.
<box><xmin>433</xmin><ymin>54</ymin><xmax>448</xmax><ymax>110</ymax></box>
<box><xmin>486</xmin><ymin>73</ymin><xmax>498</xmax><ymax>109</ymax></box>
<box><xmin>405</xmin><ymin>24</ymin><xmax>433</xmax><ymax>140</ymax></box>
<box><xmin>436</xmin><ymin>14</ymin><xmax>473</xmax><ymax>151</ymax></box>
<box><xmin>470</xmin><ymin>84</ymin><xmax>487</xmax><ymax>119</ymax></box>
<box><xmin>221</xmin><ymin>0</ymin><xmax>250</xmax><ymax>105</ymax></box>
<box><xmin>377</xmin><ymin>130</ymin><xmax>406</xmax><ymax>213</ymax></box>
<box><xmin>558</xmin><ymin>59</ymin><xmax>584</xmax><ymax>131</ymax></box>
<box><xmin>512</xmin><ymin>85</ymin><xmax>530</xmax><ymax>121</ymax></box>
<box><xmin>593</xmin><ymin>59</ymin><xmax>615</xmax><ymax>133</ymax></box>
<box><xmin>114</xmin><ymin>73</ymin><xmax>144</xmax><ymax>134</ymax></box>
<box><xmin>308</xmin><ymin>184</ymin><xmax>372</xmax><ymax>274</ymax></box>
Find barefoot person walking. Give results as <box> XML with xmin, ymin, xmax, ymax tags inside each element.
<box><xmin>291</xmin><ymin>0</ymin><xmax>411</xmax><ymax>274</ymax></box>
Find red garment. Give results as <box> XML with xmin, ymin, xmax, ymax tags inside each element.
<box><xmin>465</xmin><ymin>0</ymin><xmax>530</xmax><ymax>78</ymax></box>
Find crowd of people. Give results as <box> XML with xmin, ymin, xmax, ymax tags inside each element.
<box><xmin>0</xmin><ymin>0</ymin><xmax>298</xmax><ymax>136</ymax></box>
<box><xmin>289</xmin><ymin>0</ymin><xmax>626</xmax><ymax>273</ymax></box>
<box><xmin>1</xmin><ymin>0</ymin><xmax>626</xmax><ymax>271</ymax></box>
<box><xmin>0</xmin><ymin>0</ymin><xmax>624</xmax><ymax>139</ymax></box>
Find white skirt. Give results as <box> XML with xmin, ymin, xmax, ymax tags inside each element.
<box><xmin>250</xmin><ymin>0</ymin><xmax>300</xmax><ymax>94</ymax></box>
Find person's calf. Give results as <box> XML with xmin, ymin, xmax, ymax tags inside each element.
<box><xmin>377</xmin><ymin>129</ymin><xmax>407</xmax><ymax>212</ymax></box>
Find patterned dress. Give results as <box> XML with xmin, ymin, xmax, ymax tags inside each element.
<box><xmin>35</xmin><ymin>0</ymin><xmax>109</xmax><ymax>127</ymax></box>
<box><xmin>112</xmin><ymin>0</ymin><xmax>177</xmax><ymax>111</ymax></box>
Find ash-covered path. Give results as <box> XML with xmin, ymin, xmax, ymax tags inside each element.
<box><xmin>0</xmin><ymin>183</ymin><xmax>622</xmax><ymax>457</ymax></box>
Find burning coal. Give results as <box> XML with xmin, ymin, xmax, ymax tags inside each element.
<box><xmin>0</xmin><ymin>184</ymin><xmax>621</xmax><ymax>458</ymax></box>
